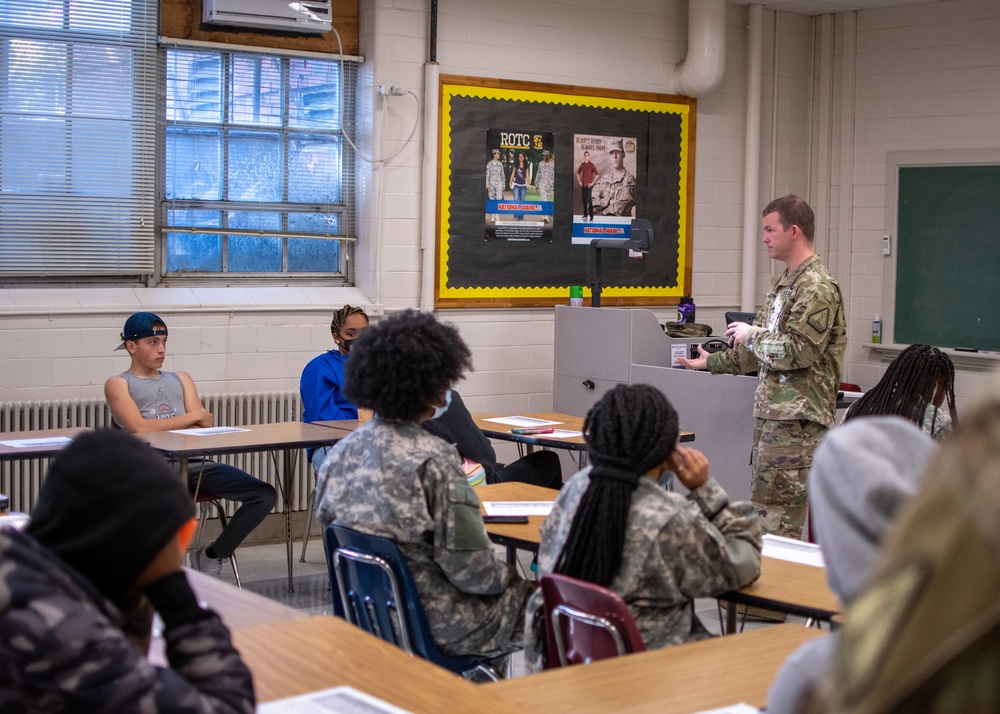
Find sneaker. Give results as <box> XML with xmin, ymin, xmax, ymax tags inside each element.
<box><xmin>191</xmin><ymin>547</ymin><xmax>225</xmax><ymax>578</ymax></box>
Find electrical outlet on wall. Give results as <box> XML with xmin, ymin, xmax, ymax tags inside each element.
<box><xmin>882</xmin><ymin>234</ymin><xmax>892</xmax><ymax>255</ymax></box>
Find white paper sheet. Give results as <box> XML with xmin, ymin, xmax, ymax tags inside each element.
<box><xmin>762</xmin><ymin>534</ymin><xmax>826</xmax><ymax>568</ymax></box>
<box><xmin>0</xmin><ymin>436</ymin><xmax>73</xmax><ymax>448</ymax></box>
<box><xmin>482</xmin><ymin>501</ymin><xmax>554</xmax><ymax>516</ymax></box>
<box><xmin>481</xmin><ymin>416</ymin><xmax>563</xmax><ymax>428</ymax></box>
<box><xmin>257</xmin><ymin>686</ymin><xmax>413</xmax><ymax>714</ymax></box>
<box><xmin>167</xmin><ymin>427</ymin><xmax>251</xmax><ymax>436</ymax></box>
<box><xmin>690</xmin><ymin>704</ymin><xmax>760</xmax><ymax>714</ymax></box>
<box><xmin>534</xmin><ymin>429</ymin><xmax>582</xmax><ymax>439</ymax></box>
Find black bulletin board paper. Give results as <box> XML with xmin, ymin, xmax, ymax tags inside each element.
<box><xmin>895</xmin><ymin>165</ymin><xmax>1000</xmax><ymax>351</ymax></box>
<box><xmin>437</xmin><ymin>77</ymin><xmax>695</xmax><ymax>308</ymax></box>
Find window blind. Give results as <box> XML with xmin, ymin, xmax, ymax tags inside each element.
<box><xmin>0</xmin><ymin>0</ymin><xmax>157</xmax><ymax>278</ymax></box>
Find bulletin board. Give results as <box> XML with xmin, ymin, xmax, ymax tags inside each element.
<box><xmin>436</xmin><ymin>75</ymin><xmax>696</xmax><ymax>308</ymax></box>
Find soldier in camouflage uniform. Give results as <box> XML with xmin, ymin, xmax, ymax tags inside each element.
<box><xmin>678</xmin><ymin>196</ymin><xmax>846</xmax><ymax>540</ymax></box>
<box><xmin>591</xmin><ymin>138</ymin><xmax>636</xmax><ymax>217</ymax></box>
<box><xmin>485</xmin><ymin>148</ymin><xmax>505</xmax><ymax>222</ymax></box>
<box><xmin>0</xmin><ymin>430</ymin><xmax>254</xmax><ymax>713</ymax></box>
<box><xmin>523</xmin><ymin>385</ymin><xmax>761</xmax><ymax>672</ymax></box>
<box><xmin>536</xmin><ymin>150</ymin><xmax>555</xmax><ymax>203</ymax></box>
<box><xmin>316</xmin><ymin>310</ymin><xmax>534</xmax><ymax>660</ymax></box>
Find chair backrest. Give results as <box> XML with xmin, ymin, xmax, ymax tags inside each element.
<box><xmin>540</xmin><ymin>573</ymin><xmax>646</xmax><ymax>669</ymax></box>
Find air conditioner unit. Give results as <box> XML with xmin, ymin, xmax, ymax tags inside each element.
<box><xmin>202</xmin><ymin>0</ymin><xmax>332</xmax><ymax>34</ymax></box>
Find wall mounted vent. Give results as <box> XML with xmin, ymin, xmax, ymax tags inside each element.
<box><xmin>203</xmin><ymin>0</ymin><xmax>332</xmax><ymax>34</ymax></box>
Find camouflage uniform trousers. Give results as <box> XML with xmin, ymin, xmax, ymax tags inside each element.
<box><xmin>751</xmin><ymin>417</ymin><xmax>827</xmax><ymax>540</ymax></box>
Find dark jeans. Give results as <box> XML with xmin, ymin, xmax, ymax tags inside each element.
<box><xmin>178</xmin><ymin>459</ymin><xmax>277</xmax><ymax>558</ymax></box>
<box><xmin>580</xmin><ymin>185</ymin><xmax>594</xmax><ymax>219</ymax></box>
<box><xmin>495</xmin><ymin>450</ymin><xmax>563</xmax><ymax>490</ymax></box>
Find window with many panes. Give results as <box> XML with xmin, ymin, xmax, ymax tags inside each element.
<box><xmin>162</xmin><ymin>45</ymin><xmax>357</xmax><ymax>280</ymax></box>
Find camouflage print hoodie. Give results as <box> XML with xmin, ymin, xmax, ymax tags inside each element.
<box><xmin>708</xmin><ymin>254</ymin><xmax>846</xmax><ymax>428</ymax></box>
<box><xmin>0</xmin><ymin>528</ymin><xmax>254</xmax><ymax>713</ymax></box>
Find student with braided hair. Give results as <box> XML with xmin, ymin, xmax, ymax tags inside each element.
<box><xmin>523</xmin><ymin>384</ymin><xmax>762</xmax><ymax>672</ymax></box>
<box><xmin>300</xmin><ymin>305</ymin><xmax>369</xmax><ymax>470</ymax></box>
<box><xmin>843</xmin><ymin>344</ymin><xmax>956</xmax><ymax>440</ymax></box>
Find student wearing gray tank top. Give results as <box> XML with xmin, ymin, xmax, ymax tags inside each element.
<box><xmin>105</xmin><ymin>312</ymin><xmax>277</xmax><ymax>578</ymax></box>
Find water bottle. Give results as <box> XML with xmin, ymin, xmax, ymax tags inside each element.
<box><xmin>569</xmin><ymin>286</ymin><xmax>584</xmax><ymax>307</ymax></box>
<box><xmin>677</xmin><ymin>296</ymin><xmax>696</xmax><ymax>324</ymax></box>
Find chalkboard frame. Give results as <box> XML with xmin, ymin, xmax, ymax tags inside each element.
<box><xmin>883</xmin><ymin>149</ymin><xmax>1000</xmax><ymax>354</ymax></box>
<box><xmin>435</xmin><ymin>75</ymin><xmax>695</xmax><ymax>309</ymax></box>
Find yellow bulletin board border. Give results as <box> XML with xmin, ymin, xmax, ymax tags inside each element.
<box><xmin>436</xmin><ymin>75</ymin><xmax>695</xmax><ymax>309</ymax></box>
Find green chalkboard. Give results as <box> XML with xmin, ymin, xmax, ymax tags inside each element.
<box><xmin>895</xmin><ymin>165</ymin><xmax>1000</xmax><ymax>351</ymax></box>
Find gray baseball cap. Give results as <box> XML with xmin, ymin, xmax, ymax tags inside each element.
<box><xmin>608</xmin><ymin>138</ymin><xmax>625</xmax><ymax>154</ymax></box>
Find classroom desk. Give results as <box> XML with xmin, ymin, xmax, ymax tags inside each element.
<box><xmin>0</xmin><ymin>427</ymin><xmax>91</xmax><ymax>461</ymax></box>
<box><xmin>232</xmin><ymin>616</ymin><xmax>538</xmax><ymax>712</ymax></box>
<box><xmin>141</xmin><ymin>422</ymin><xmax>344</xmax><ymax>592</ymax></box>
<box><xmin>719</xmin><ymin>556</ymin><xmax>841</xmax><ymax>633</ymax></box>
<box><xmin>488</xmin><ymin>623</ymin><xmax>824</xmax><ymax>713</ymax></box>
<box><xmin>185</xmin><ymin>567</ymin><xmax>306</xmax><ymax>630</ymax></box>
<box><xmin>477</xmin><ymin>481</ymin><xmax>556</xmax><ymax>561</ymax></box>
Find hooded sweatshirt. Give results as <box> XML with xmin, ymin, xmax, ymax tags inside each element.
<box><xmin>766</xmin><ymin>417</ymin><xmax>936</xmax><ymax>714</ymax></box>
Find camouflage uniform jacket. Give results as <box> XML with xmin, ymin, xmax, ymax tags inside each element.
<box><xmin>536</xmin><ymin>160</ymin><xmax>555</xmax><ymax>198</ymax></box>
<box><xmin>0</xmin><ymin>528</ymin><xmax>254</xmax><ymax>714</ymax></box>
<box><xmin>591</xmin><ymin>168</ymin><xmax>636</xmax><ymax>216</ymax></box>
<box><xmin>485</xmin><ymin>159</ymin><xmax>505</xmax><ymax>200</ymax></box>
<box><xmin>523</xmin><ymin>469</ymin><xmax>762</xmax><ymax>672</ymax></box>
<box><xmin>707</xmin><ymin>254</ymin><xmax>846</xmax><ymax>428</ymax></box>
<box><xmin>316</xmin><ymin>418</ymin><xmax>535</xmax><ymax>657</ymax></box>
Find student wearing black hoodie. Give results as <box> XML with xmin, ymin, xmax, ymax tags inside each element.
<box><xmin>0</xmin><ymin>429</ymin><xmax>254</xmax><ymax>713</ymax></box>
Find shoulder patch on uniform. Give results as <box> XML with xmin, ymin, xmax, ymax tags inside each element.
<box><xmin>807</xmin><ymin>307</ymin><xmax>831</xmax><ymax>334</ymax></box>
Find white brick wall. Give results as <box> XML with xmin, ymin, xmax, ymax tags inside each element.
<box><xmin>5</xmin><ymin>0</ymin><xmax>1000</xmax><ymax>422</ymax></box>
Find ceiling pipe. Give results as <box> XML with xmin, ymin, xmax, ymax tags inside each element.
<box><xmin>741</xmin><ymin>4</ymin><xmax>763</xmax><ymax>313</ymax></box>
<box><xmin>672</xmin><ymin>0</ymin><xmax>728</xmax><ymax>97</ymax></box>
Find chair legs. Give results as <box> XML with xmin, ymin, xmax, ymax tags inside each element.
<box><xmin>299</xmin><ymin>486</ymin><xmax>317</xmax><ymax>562</ymax></box>
<box><xmin>194</xmin><ymin>497</ymin><xmax>242</xmax><ymax>589</ymax></box>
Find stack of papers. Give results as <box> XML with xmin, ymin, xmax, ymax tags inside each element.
<box><xmin>258</xmin><ymin>686</ymin><xmax>413</xmax><ymax>713</ymax></box>
<box><xmin>762</xmin><ymin>534</ymin><xmax>825</xmax><ymax>568</ymax></box>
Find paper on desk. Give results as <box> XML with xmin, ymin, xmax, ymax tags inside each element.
<box><xmin>540</xmin><ymin>429</ymin><xmax>583</xmax><ymax>439</ymax></box>
<box><xmin>481</xmin><ymin>416</ymin><xmax>562</xmax><ymax>427</ymax></box>
<box><xmin>482</xmin><ymin>501</ymin><xmax>554</xmax><ymax>517</ymax></box>
<box><xmin>257</xmin><ymin>686</ymin><xmax>413</xmax><ymax>714</ymax></box>
<box><xmin>762</xmin><ymin>534</ymin><xmax>826</xmax><ymax>568</ymax></box>
<box><xmin>0</xmin><ymin>436</ymin><xmax>73</xmax><ymax>448</ymax></box>
<box><xmin>167</xmin><ymin>427</ymin><xmax>251</xmax><ymax>436</ymax></box>
<box><xmin>690</xmin><ymin>704</ymin><xmax>759</xmax><ymax>714</ymax></box>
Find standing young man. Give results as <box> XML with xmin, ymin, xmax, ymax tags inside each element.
<box><xmin>678</xmin><ymin>196</ymin><xmax>846</xmax><ymax>540</ymax></box>
<box><xmin>576</xmin><ymin>151</ymin><xmax>600</xmax><ymax>222</ymax></box>
<box><xmin>105</xmin><ymin>312</ymin><xmax>276</xmax><ymax>577</ymax></box>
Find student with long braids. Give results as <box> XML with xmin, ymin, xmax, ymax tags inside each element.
<box><xmin>523</xmin><ymin>384</ymin><xmax>762</xmax><ymax>671</ymax></box>
<box><xmin>843</xmin><ymin>343</ymin><xmax>956</xmax><ymax>440</ymax></box>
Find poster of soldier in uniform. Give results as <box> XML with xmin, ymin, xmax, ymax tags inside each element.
<box><xmin>571</xmin><ymin>134</ymin><xmax>638</xmax><ymax>245</ymax></box>
<box><xmin>484</xmin><ymin>129</ymin><xmax>554</xmax><ymax>242</ymax></box>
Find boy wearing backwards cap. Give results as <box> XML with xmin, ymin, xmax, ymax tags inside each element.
<box><xmin>105</xmin><ymin>312</ymin><xmax>276</xmax><ymax>578</ymax></box>
<box><xmin>0</xmin><ymin>429</ymin><xmax>255</xmax><ymax>711</ymax></box>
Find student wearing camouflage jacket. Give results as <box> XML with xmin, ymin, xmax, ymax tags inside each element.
<box><xmin>679</xmin><ymin>195</ymin><xmax>846</xmax><ymax>539</ymax></box>
<box><xmin>0</xmin><ymin>430</ymin><xmax>254</xmax><ymax>713</ymax></box>
<box><xmin>316</xmin><ymin>310</ymin><xmax>534</xmax><ymax>659</ymax></box>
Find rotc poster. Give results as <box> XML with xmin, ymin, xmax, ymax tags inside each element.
<box><xmin>437</xmin><ymin>75</ymin><xmax>694</xmax><ymax>308</ymax></box>
<box><xmin>484</xmin><ymin>129</ymin><xmax>555</xmax><ymax>242</ymax></box>
<box><xmin>572</xmin><ymin>134</ymin><xmax>638</xmax><ymax>245</ymax></box>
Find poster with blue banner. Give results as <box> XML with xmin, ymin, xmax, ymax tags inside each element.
<box><xmin>484</xmin><ymin>129</ymin><xmax>554</xmax><ymax>242</ymax></box>
<box><xmin>571</xmin><ymin>133</ymin><xmax>638</xmax><ymax>245</ymax></box>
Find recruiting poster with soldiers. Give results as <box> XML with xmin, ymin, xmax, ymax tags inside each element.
<box><xmin>484</xmin><ymin>129</ymin><xmax>554</xmax><ymax>242</ymax></box>
<box><xmin>572</xmin><ymin>134</ymin><xmax>638</xmax><ymax>245</ymax></box>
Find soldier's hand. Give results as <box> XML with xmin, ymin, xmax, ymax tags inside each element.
<box><xmin>676</xmin><ymin>345</ymin><xmax>710</xmax><ymax>370</ymax></box>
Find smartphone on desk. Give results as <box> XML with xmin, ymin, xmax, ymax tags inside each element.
<box><xmin>482</xmin><ymin>515</ymin><xmax>530</xmax><ymax>524</ymax></box>
<box><xmin>510</xmin><ymin>427</ymin><xmax>554</xmax><ymax>435</ymax></box>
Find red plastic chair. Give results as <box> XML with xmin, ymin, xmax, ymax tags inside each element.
<box><xmin>540</xmin><ymin>573</ymin><xmax>646</xmax><ymax>669</ymax></box>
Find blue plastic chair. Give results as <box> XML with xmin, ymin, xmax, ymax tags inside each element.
<box><xmin>322</xmin><ymin>523</ymin><xmax>501</xmax><ymax>681</ymax></box>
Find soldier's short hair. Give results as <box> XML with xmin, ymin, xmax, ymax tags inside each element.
<box><xmin>763</xmin><ymin>195</ymin><xmax>815</xmax><ymax>242</ymax></box>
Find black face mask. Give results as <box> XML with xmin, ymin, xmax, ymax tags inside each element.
<box><xmin>340</xmin><ymin>338</ymin><xmax>356</xmax><ymax>354</ymax></box>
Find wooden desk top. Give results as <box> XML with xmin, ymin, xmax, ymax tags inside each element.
<box><xmin>139</xmin><ymin>421</ymin><xmax>341</xmax><ymax>458</ymax></box>
<box><xmin>476</xmin><ymin>481</ymin><xmax>556</xmax><ymax>550</ymax></box>
<box><xmin>722</xmin><ymin>556</ymin><xmax>842</xmax><ymax>621</ymax></box>
<box><xmin>473</xmin><ymin>411</ymin><xmax>694</xmax><ymax>448</ymax></box>
<box><xmin>185</xmin><ymin>568</ymin><xmax>306</xmax><ymax>631</ymax></box>
<box><xmin>0</xmin><ymin>427</ymin><xmax>91</xmax><ymax>461</ymax></box>
<box><xmin>233</xmin><ymin>616</ymin><xmax>537</xmax><ymax>712</ymax></box>
<box><xmin>489</xmin><ymin>623</ymin><xmax>824</xmax><ymax>713</ymax></box>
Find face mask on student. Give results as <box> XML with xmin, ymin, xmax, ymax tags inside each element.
<box><xmin>340</xmin><ymin>338</ymin><xmax>356</xmax><ymax>353</ymax></box>
<box><xmin>430</xmin><ymin>389</ymin><xmax>452</xmax><ymax>420</ymax></box>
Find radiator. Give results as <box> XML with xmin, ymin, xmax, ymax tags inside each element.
<box><xmin>0</xmin><ymin>392</ymin><xmax>309</xmax><ymax>515</ymax></box>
